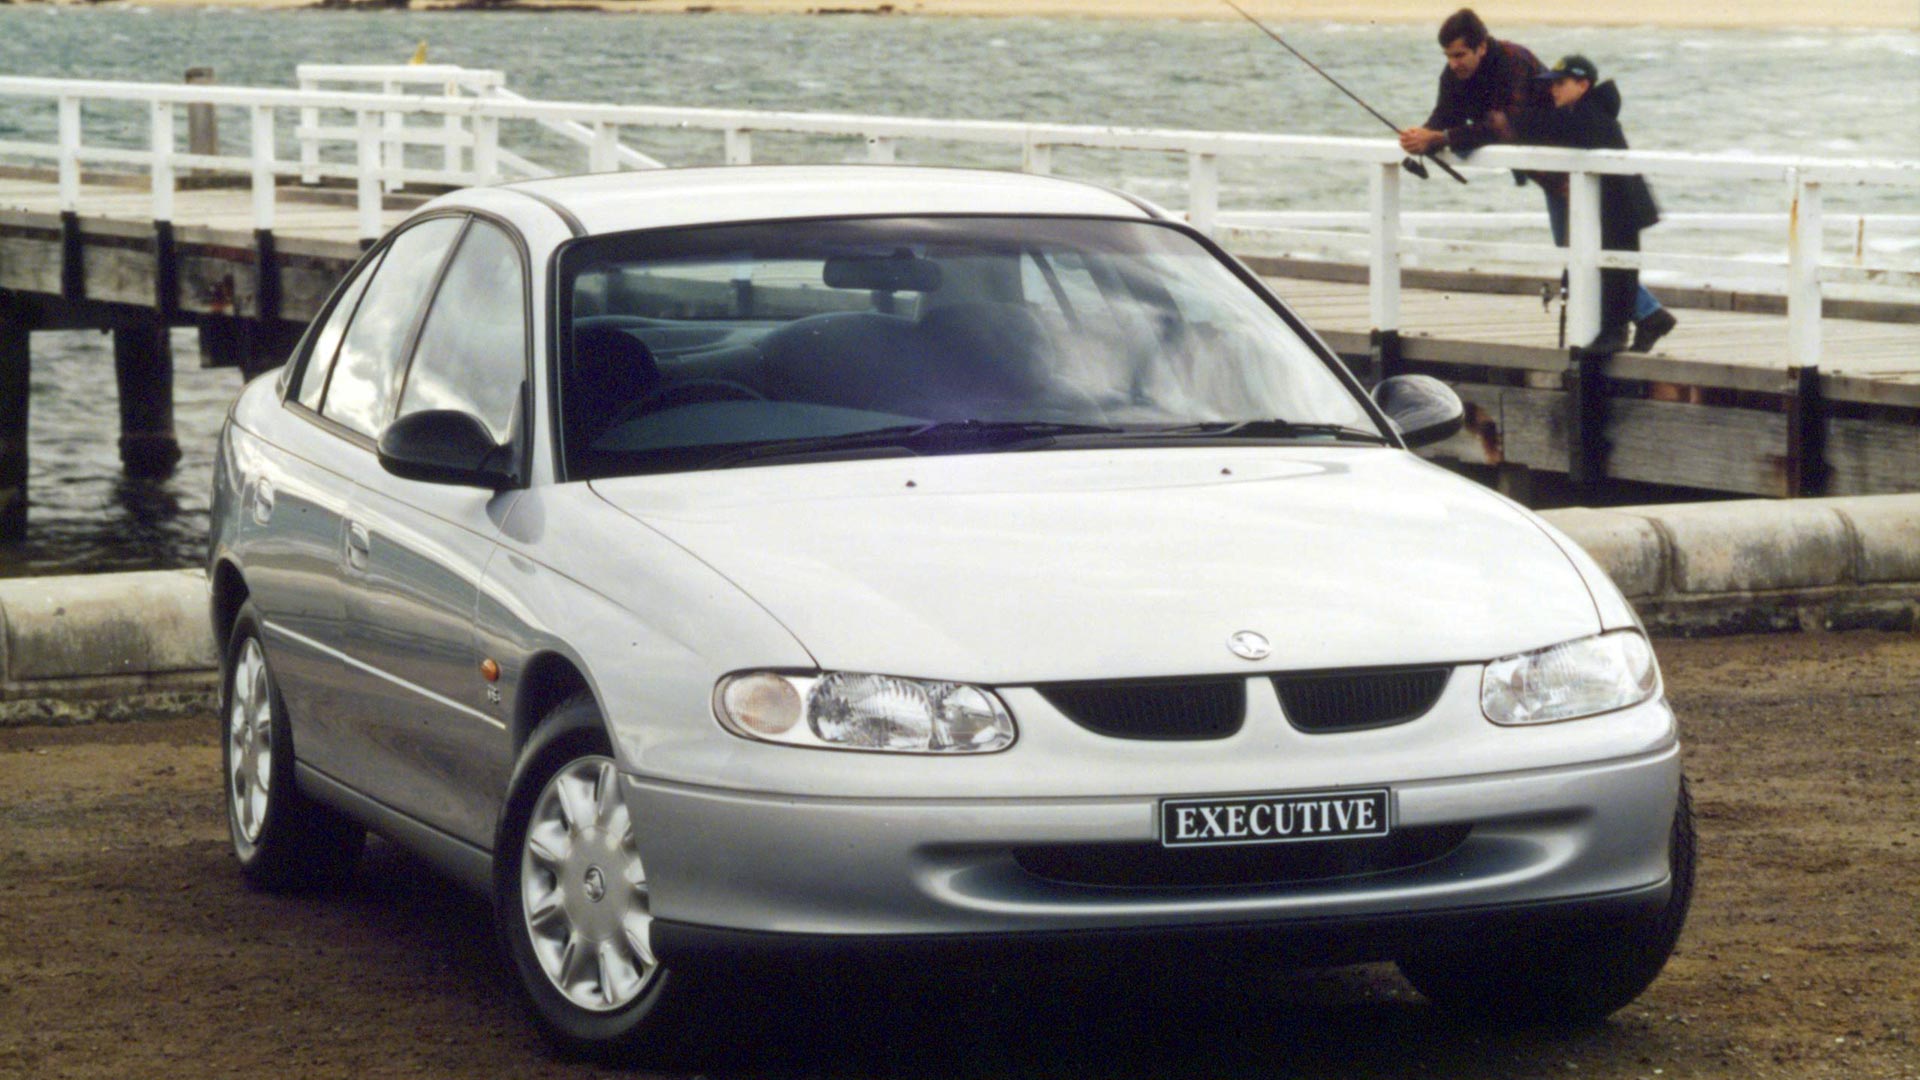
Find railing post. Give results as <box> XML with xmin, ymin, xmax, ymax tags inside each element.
<box><xmin>1023</xmin><ymin>141</ymin><xmax>1052</xmax><ymax>175</ymax></box>
<box><xmin>250</xmin><ymin>105</ymin><xmax>277</xmax><ymax>232</ymax></box>
<box><xmin>355</xmin><ymin>110</ymin><xmax>382</xmax><ymax>245</ymax></box>
<box><xmin>381</xmin><ymin>79</ymin><xmax>403</xmax><ymax>193</ymax></box>
<box><xmin>724</xmin><ymin>129</ymin><xmax>752</xmax><ymax>166</ymax></box>
<box><xmin>1187</xmin><ymin>152</ymin><xmax>1218</xmax><ymax>236</ymax></box>
<box><xmin>442</xmin><ymin>77</ymin><xmax>462</xmax><ymax>176</ymax></box>
<box><xmin>589</xmin><ymin>122</ymin><xmax>619</xmax><ymax>172</ymax></box>
<box><xmin>473</xmin><ymin>113</ymin><xmax>500</xmax><ymax>185</ymax></box>
<box><xmin>1367</xmin><ymin>160</ymin><xmax>1403</xmax><ymax>385</ymax></box>
<box><xmin>299</xmin><ymin>75</ymin><xmax>320</xmax><ymax>185</ymax></box>
<box><xmin>866</xmin><ymin>135</ymin><xmax>897</xmax><ymax>164</ymax></box>
<box><xmin>1788</xmin><ymin>168</ymin><xmax>1823</xmax><ymax>370</ymax></box>
<box><xmin>57</xmin><ymin>96</ymin><xmax>80</xmax><ymax>212</ymax></box>
<box><xmin>1565</xmin><ymin>170</ymin><xmax>1604</xmax><ymax>349</ymax></box>
<box><xmin>150</xmin><ymin>101</ymin><xmax>176</xmax><ymax>225</ymax></box>
<box><xmin>185</xmin><ymin>68</ymin><xmax>218</xmax><ymax>181</ymax></box>
<box><xmin>1367</xmin><ymin>160</ymin><xmax>1401</xmax><ymax>335</ymax></box>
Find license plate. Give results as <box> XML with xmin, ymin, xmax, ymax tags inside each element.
<box><xmin>1160</xmin><ymin>789</ymin><xmax>1390</xmax><ymax>848</ymax></box>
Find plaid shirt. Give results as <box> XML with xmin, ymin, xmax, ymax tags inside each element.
<box><xmin>1421</xmin><ymin>38</ymin><xmax>1553</xmax><ymax>157</ymax></box>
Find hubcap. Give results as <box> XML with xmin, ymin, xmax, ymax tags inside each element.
<box><xmin>227</xmin><ymin>637</ymin><xmax>274</xmax><ymax>848</ymax></box>
<box><xmin>520</xmin><ymin>756</ymin><xmax>656</xmax><ymax>1012</ymax></box>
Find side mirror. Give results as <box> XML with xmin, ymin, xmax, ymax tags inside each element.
<box><xmin>377</xmin><ymin>410</ymin><xmax>517</xmax><ymax>489</ymax></box>
<box><xmin>1372</xmin><ymin>374</ymin><xmax>1465</xmax><ymax>449</ymax></box>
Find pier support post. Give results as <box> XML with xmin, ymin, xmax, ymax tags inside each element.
<box><xmin>112</xmin><ymin>321</ymin><xmax>182</xmax><ymax>481</ymax></box>
<box><xmin>1367</xmin><ymin>329</ymin><xmax>1402</xmax><ymax>388</ymax></box>
<box><xmin>1</xmin><ymin>295</ymin><xmax>29</xmax><ymax>542</ymax></box>
<box><xmin>1786</xmin><ymin>365</ymin><xmax>1827</xmax><ymax>498</ymax></box>
<box><xmin>1566</xmin><ymin>346</ymin><xmax>1609</xmax><ymax>497</ymax></box>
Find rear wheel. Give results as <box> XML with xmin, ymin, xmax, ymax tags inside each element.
<box><xmin>495</xmin><ymin>695</ymin><xmax>689</xmax><ymax>1060</ymax></box>
<box><xmin>1397</xmin><ymin>777</ymin><xmax>1696</xmax><ymax>1023</ymax></box>
<box><xmin>222</xmin><ymin>603</ymin><xmax>365</xmax><ymax>890</ymax></box>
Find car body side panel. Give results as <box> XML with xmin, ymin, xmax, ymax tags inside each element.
<box><xmin>477</xmin><ymin>484</ymin><xmax>819</xmax><ymax>780</ymax></box>
<box><xmin>332</xmin><ymin>471</ymin><xmax>515</xmax><ymax>846</ymax></box>
<box><xmin>216</xmin><ymin>377</ymin><xmax>359</xmax><ymax>776</ymax></box>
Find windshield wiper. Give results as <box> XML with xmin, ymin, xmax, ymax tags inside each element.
<box><xmin>703</xmin><ymin>419</ymin><xmax>1125</xmax><ymax>468</ymax></box>
<box><xmin>1145</xmin><ymin>419</ymin><xmax>1392</xmax><ymax>444</ymax></box>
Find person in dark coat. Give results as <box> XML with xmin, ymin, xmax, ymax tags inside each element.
<box><xmin>1507</xmin><ymin>55</ymin><xmax>1666</xmax><ymax>352</ymax></box>
<box><xmin>1398</xmin><ymin>9</ymin><xmax>1552</xmax><ymax>161</ymax></box>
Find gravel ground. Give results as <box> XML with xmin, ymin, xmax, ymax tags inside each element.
<box><xmin>0</xmin><ymin>632</ymin><xmax>1915</xmax><ymax>1080</ymax></box>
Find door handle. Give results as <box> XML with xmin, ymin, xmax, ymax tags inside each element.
<box><xmin>345</xmin><ymin>521</ymin><xmax>371</xmax><ymax>571</ymax></box>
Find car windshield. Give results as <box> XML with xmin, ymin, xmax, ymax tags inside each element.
<box><xmin>557</xmin><ymin>216</ymin><xmax>1382</xmax><ymax>478</ymax></box>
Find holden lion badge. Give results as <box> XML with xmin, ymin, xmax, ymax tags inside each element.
<box><xmin>1227</xmin><ymin>630</ymin><xmax>1272</xmax><ymax>661</ymax></box>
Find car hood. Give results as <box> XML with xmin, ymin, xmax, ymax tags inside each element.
<box><xmin>589</xmin><ymin>448</ymin><xmax>1601</xmax><ymax>684</ymax></box>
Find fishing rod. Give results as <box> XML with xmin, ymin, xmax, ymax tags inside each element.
<box><xmin>1221</xmin><ymin>0</ymin><xmax>1468</xmax><ymax>185</ymax></box>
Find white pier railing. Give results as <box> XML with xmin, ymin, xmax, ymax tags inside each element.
<box><xmin>0</xmin><ymin>66</ymin><xmax>1915</xmax><ymax>368</ymax></box>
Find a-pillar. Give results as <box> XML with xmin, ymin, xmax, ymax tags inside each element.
<box><xmin>1</xmin><ymin>295</ymin><xmax>28</xmax><ymax>542</ymax></box>
<box><xmin>112</xmin><ymin>320</ymin><xmax>182</xmax><ymax>480</ymax></box>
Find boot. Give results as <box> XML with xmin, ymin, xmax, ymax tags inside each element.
<box><xmin>1630</xmin><ymin>307</ymin><xmax>1678</xmax><ymax>353</ymax></box>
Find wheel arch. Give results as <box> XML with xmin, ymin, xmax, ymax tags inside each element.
<box><xmin>210</xmin><ymin>558</ymin><xmax>250</xmax><ymax>661</ymax></box>
<box><xmin>513</xmin><ymin>650</ymin><xmax>595</xmax><ymax>755</ymax></box>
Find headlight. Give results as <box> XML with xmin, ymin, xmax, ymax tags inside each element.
<box><xmin>1480</xmin><ymin>630</ymin><xmax>1659</xmax><ymax>726</ymax></box>
<box><xmin>714</xmin><ymin>671</ymin><xmax>1016</xmax><ymax>753</ymax></box>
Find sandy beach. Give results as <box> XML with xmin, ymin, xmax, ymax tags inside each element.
<box><xmin>47</xmin><ymin>0</ymin><xmax>1920</xmax><ymax>30</ymax></box>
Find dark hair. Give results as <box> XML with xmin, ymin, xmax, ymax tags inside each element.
<box><xmin>1438</xmin><ymin>8</ymin><xmax>1488</xmax><ymax>49</ymax></box>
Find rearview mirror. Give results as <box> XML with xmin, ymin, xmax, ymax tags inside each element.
<box><xmin>377</xmin><ymin>410</ymin><xmax>517</xmax><ymax>489</ymax></box>
<box><xmin>1372</xmin><ymin>374</ymin><xmax>1465</xmax><ymax>449</ymax></box>
<box><xmin>822</xmin><ymin>249</ymin><xmax>943</xmax><ymax>293</ymax></box>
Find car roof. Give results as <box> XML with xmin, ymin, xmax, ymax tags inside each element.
<box><xmin>493</xmin><ymin>165</ymin><xmax>1161</xmax><ymax>236</ymax></box>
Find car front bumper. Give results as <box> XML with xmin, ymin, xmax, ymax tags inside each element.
<box><xmin>622</xmin><ymin>738</ymin><xmax>1683</xmax><ymax>942</ymax></box>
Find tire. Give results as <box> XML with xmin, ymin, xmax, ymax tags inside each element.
<box><xmin>1397</xmin><ymin>776</ymin><xmax>1697</xmax><ymax>1024</ymax></box>
<box><xmin>494</xmin><ymin>694</ymin><xmax>688</xmax><ymax>1062</ymax></box>
<box><xmin>222</xmin><ymin>602</ymin><xmax>365</xmax><ymax>891</ymax></box>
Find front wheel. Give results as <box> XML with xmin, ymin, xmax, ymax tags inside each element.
<box><xmin>1397</xmin><ymin>777</ymin><xmax>1697</xmax><ymax>1023</ymax></box>
<box><xmin>495</xmin><ymin>695</ymin><xmax>688</xmax><ymax>1061</ymax></box>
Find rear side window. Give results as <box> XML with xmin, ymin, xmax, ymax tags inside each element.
<box><xmin>294</xmin><ymin>249</ymin><xmax>385</xmax><ymax>412</ymax></box>
<box><xmin>396</xmin><ymin>221</ymin><xmax>528</xmax><ymax>444</ymax></box>
<box><xmin>319</xmin><ymin>217</ymin><xmax>465</xmax><ymax>438</ymax></box>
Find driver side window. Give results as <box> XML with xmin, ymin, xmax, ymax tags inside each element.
<box><xmin>396</xmin><ymin>221</ymin><xmax>528</xmax><ymax>444</ymax></box>
<box><xmin>318</xmin><ymin>217</ymin><xmax>465</xmax><ymax>439</ymax></box>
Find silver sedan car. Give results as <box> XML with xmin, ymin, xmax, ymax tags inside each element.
<box><xmin>210</xmin><ymin>165</ymin><xmax>1692</xmax><ymax>1058</ymax></box>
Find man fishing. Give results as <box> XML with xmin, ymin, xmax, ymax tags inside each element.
<box><xmin>1398</xmin><ymin>8</ymin><xmax>1549</xmax><ymax>161</ymax></box>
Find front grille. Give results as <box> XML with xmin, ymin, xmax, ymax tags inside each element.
<box><xmin>1014</xmin><ymin>826</ymin><xmax>1472</xmax><ymax>889</ymax></box>
<box><xmin>1273</xmin><ymin>667</ymin><xmax>1450</xmax><ymax>733</ymax></box>
<box><xmin>1037</xmin><ymin>678</ymin><xmax>1245</xmax><ymax>741</ymax></box>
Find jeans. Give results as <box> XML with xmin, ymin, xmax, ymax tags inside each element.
<box><xmin>1543</xmin><ymin>187</ymin><xmax>1662</xmax><ymax>321</ymax></box>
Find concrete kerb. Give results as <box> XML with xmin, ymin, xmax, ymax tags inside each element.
<box><xmin>0</xmin><ymin>568</ymin><xmax>218</xmax><ymax>726</ymax></box>
<box><xmin>1540</xmin><ymin>493</ymin><xmax>1920</xmax><ymax>636</ymax></box>
<box><xmin>2</xmin><ymin>494</ymin><xmax>1918</xmax><ymax>722</ymax></box>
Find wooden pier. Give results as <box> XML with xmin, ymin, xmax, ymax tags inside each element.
<box><xmin>2</xmin><ymin>66</ymin><xmax>1917</xmax><ymax>540</ymax></box>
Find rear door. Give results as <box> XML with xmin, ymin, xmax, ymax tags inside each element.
<box><xmin>243</xmin><ymin>245</ymin><xmax>386</xmax><ymax>772</ymax></box>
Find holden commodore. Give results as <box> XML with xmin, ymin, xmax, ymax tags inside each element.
<box><xmin>209</xmin><ymin>164</ymin><xmax>1692</xmax><ymax>1058</ymax></box>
